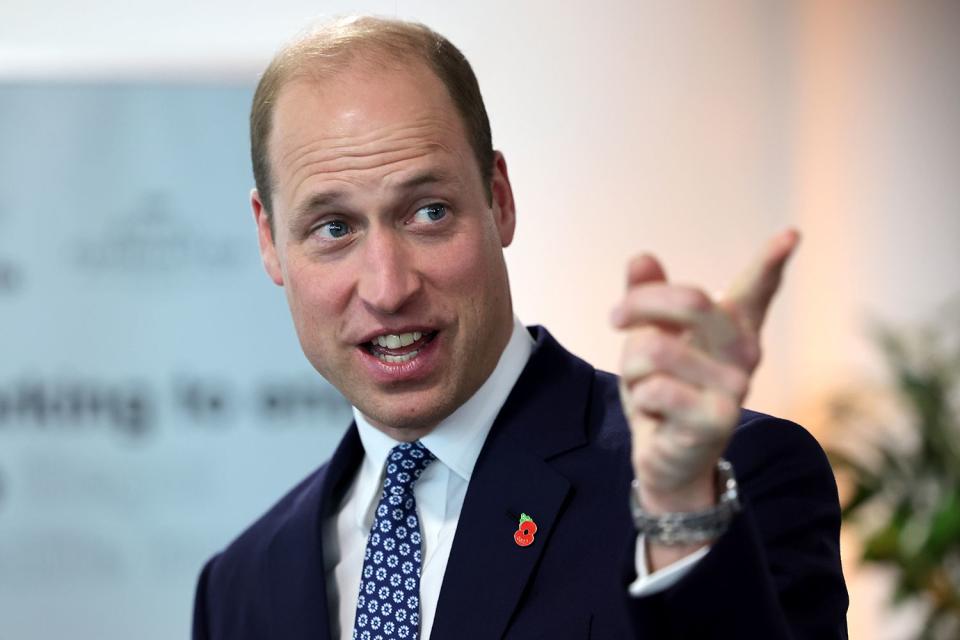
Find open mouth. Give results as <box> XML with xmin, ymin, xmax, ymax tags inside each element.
<box><xmin>362</xmin><ymin>330</ymin><xmax>439</xmax><ymax>364</ymax></box>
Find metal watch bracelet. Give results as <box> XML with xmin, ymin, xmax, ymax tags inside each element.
<box><xmin>629</xmin><ymin>458</ymin><xmax>741</xmax><ymax>546</ymax></box>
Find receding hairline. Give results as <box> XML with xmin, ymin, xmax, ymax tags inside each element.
<box><xmin>266</xmin><ymin>23</ymin><xmax>440</xmax><ymax>89</ymax></box>
<box><xmin>250</xmin><ymin>15</ymin><xmax>495</xmax><ymax>225</ymax></box>
<box><xmin>252</xmin><ymin>21</ymin><xmax>441</xmax><ymax>156</ymax></box>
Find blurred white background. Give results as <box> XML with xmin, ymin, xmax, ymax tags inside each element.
<box><xmin>2</xmin><ymin>1</ymin><xmax>958</xmax><ymax>638</ymax></box>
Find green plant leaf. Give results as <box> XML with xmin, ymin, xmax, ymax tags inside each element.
<box><xmin>829</xmin><ymin>297</ymin><xmax>960</xmax><ymax>632</ymax></box>
<box><xmin>922</xmin><ymin>490</ymin><xmax>960</xmax><ymax>558</ymax></box>
<box><xmin>863</xmin><ymin>520</ymin><xmax>904</xmax><ymax>563</ymax></box>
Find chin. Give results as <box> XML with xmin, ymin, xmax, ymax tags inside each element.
<box><xmin>358</xmin><ymin>392</ymin><xmax>457</xmax><ymax>436</ymax></box>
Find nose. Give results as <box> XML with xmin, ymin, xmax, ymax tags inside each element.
<box><xmin>357</xmin><ymin>228</ymin><xmax>422</xmax><ymax>314</ymax></box>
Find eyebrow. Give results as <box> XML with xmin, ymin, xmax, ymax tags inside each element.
<box><xmin>287</xmin><ymin>191</ymin><xmax>345</xmax><ymax>233</ymax></box>
<box><xmin>288</xmin><ymin>169</ymin><xmax>461</xmax><ymax>230</ymax></box>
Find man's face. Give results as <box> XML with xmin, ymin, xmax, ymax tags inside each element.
<box><xmin>254</xmin><ymin>60</ymin><xmax>517</xmax><ymax>438</ymax></box>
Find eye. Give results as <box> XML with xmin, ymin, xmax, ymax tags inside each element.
<box><xmin>411</xmin><ymin>203</ymin><xmax>448</xmax><ymax>224</ymax></box>
<box><xmin>315</xmin><ymin>219</ymin><xmax>351</xmax><ymax>239</ymax></box>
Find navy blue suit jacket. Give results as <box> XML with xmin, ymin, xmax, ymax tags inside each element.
<box><xmin>193</xmin><ymin>326</ymin><xmax>848</xmax><ymax>638</ymax></box>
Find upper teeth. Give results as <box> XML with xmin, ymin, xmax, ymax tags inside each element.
<box><xmin>374</xmin><ymin>331</ymin><xmax>423</xmax><ymax>349</ymax></box>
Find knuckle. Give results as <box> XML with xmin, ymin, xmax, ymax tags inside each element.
<box><xmin>645</xmin><ymin>334</ymin><xmax>673</xmax><ymax>368</ymax></box>
<box><xmin>631</xmin><ymin>374</ymin><xmax>669</xmax><ymax>408</ymax></box>
<box><xmin>622</xmin><ymin>287</ymin><xmax>646</xmax><ymax>312</ymax></box>
<box><xmin>625</xmin><ymin>326</ymin><xmax>656</xmax><ymax>350</ymax></box>
<box><xmin>646</xmin><ymin>374</ymin><xmax>673</xmax><ymax>400</ymax></box>
<box><xmin>681</xmin><ymin>288</ymin><xmax>712</xmax><ymax>313</ymax></box>
<box><xmin>629</xmin><ymin>379</ymin><xmax>651</xmax><ymax>407</ymax></box>
<box><xmin>741</xmin><ymin>342</ymin><xmax>762</xmax><ymax>371</ymax></box>
<box><xmin>620</xmin><ymin>331</ymin><xmax>655</xmax><ymax>375</ymax></box>
<box><xmin>710</xmin><ymin>393</ymin><xmax>740</xmax><ymax>429</ymax></box>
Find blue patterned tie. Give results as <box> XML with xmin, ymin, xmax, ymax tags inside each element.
<box><xmin>353</xmin><ymin>441</ymin><xmax>436</xmax><ymax>640</ymax></box>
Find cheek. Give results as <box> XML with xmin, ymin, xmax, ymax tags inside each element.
<box><xmin>430</xmin><ymin>224</ymin><xmax>506</xmax><ymax>294</ymax></box>
<box><xmin>284</xmin><ymin>262</ymin><xmax>350</xmax><ymax>342</ymax></box>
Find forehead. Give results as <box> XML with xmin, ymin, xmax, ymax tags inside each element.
<box><xmin>268</xmin><ymin>61</ymin><xmax>472</xmax><ymax>192</ymax></box>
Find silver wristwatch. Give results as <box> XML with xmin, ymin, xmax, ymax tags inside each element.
<box><xmin>629</xmin><ymin>458</ymin><xmax>741</xmax><ymax>545</ymax></box>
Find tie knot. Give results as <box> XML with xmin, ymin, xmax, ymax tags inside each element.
<box><xmin>383</xmin><ymin>441</ymin><xmax>435</xmax><ymax>492</ymax></box>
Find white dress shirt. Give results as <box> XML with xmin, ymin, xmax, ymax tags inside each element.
<box><xmin>322</xmin><ymin>318</ymin><xmax>704</xmax><ymax>638</ymax></box>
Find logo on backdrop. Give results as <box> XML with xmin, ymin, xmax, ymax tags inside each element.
<box><xmin>70</xmin><ymin>191</ymin><xmax>247</xmax><ymax>275</ymax></box>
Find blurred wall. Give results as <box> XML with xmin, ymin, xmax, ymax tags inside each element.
<box><xmin>1</xmin><ymin>1</ymin><xmax>957</xmax><ymax>638</ymax></box>
<box><xmin>793</xmin><ymin>2</ymin><xmax>960</xmax><ymax>637</ymax></box>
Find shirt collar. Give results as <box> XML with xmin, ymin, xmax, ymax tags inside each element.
<box><xmin>352</xmin><ymin>317</ymin><xmax>534</xmax><ymax>523</ymax></box>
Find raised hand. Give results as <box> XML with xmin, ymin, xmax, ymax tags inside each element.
<box><xmin>611</xmin><ymin>230</ymin><xmax>800</xmax><ymax>525</ymax></box>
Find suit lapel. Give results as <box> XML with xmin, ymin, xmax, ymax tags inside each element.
<box><xmin>431</xmin><ymin>327</ymin><xmax>595</xmax><ymax>638</ymax></box>
<box><xmin>266</xmin><ymin>424</ymin><xmax>363</xmax><ymax>640</ymax></box>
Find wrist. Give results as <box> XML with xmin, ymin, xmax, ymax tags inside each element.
<box><xmin>629</xmin><ymin>458</ymin><xmax>741</xmax><ymax>547</ymax></box>
<box><xmin>634</xmin><ymin>472</ymin><xmax>717</xmax><ymax>515</ymax></box>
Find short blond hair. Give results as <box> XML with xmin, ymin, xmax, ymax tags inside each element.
<box><xmin>250</xmin><ymin>16</ymin><xmax>494</xmax><ymax>224</ymax></box>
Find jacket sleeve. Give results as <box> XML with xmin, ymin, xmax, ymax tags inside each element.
<box><xmin>623</xmin><ymin>416</ymin><xmax>849</xmax><ymax>639</ymax></box>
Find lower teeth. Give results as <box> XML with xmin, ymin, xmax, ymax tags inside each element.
<box><xmin>377</xmin><ymin>349</ymin><xmax>420</xmax><ymax>364</ymax></box>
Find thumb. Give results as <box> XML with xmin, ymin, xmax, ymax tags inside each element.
<box><xmin>719</xmin><ymin>228</ymin><xmax>800</xmax><ymax>332</ymax></box>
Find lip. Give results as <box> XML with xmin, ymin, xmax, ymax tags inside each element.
<box><xmin>356</xmin><ymin>329</ymin><xmax>443</xmax><ymax>385</ymax></box>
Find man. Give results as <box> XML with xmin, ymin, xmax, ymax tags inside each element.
<box><xmin>193</xmin><ymin>16</ymin><xmax>848</xmax><ymax>639</ymax></box>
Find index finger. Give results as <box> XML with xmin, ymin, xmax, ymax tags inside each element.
<box><xmin>720</xmin><ymin>228</ymin><xmax>800</xmax><ymax>332</ymax></box>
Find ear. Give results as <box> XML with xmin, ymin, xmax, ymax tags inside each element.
<box><xmin>252</xmin><ymin>188</ymin><xmax>284</xmax><ymax>286</ymax></box>
<box><xmin>490</xmin><ymin>151</ymin><xmax>516</xmax><ymax>247</ymax></box>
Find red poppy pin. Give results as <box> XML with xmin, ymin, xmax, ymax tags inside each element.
<box><xmin>514</xmin><ymin>513</ymin><xmax>537</xmax><ymax>547</ymax></box>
